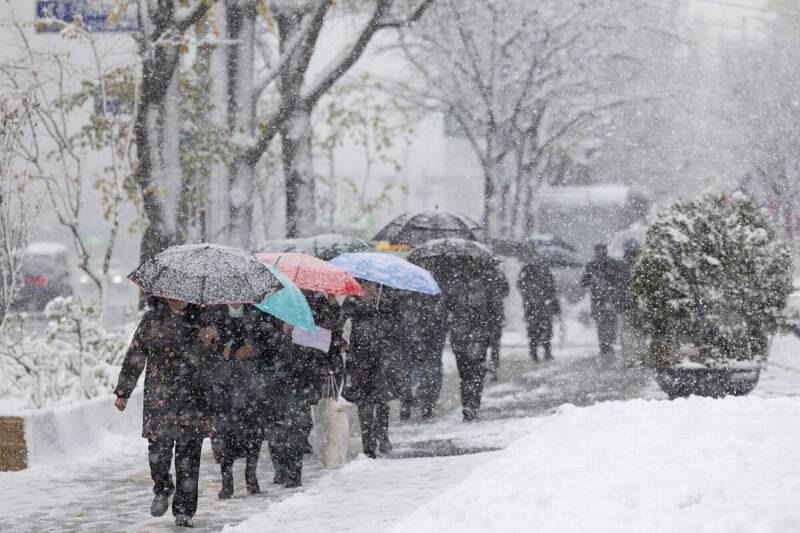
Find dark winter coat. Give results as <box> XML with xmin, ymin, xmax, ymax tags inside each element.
<box><xmin>447</xmin><ymin>266</ymin><xmax>503</xmax><ymax>351</ymax></box>
<box><xmin>400</xmin><ymin>292</ymin><xmax>448</xmax><ymax>361</ymax></box>
<box><xmin>306</xmin><ymin>292</ymin><xmax>347</xmax><ymax>388</ymax></box>
<box><xmin>203</xmin><ymin>305</ymin><xmax>274</xmax><ymax>435</ymax></box>
<box><xmin>518</xmin><ymin>262</ymin><xmax>560</xmax><ymax>342</ymax></box>
<box><xmin>342</xmin><ymin>293</ymin><xmax>407</xmax><ymax>404</ymax></box>
<box><xmin>580</xmin><ymin>256</ymin><xmax>626</xmax><ymax>317</ymax></box>
<box><xmin>484</xmin><ymin>268</ymin><xmax>509</xmax><ymax>343</ymax></box>
<box><xmin>114</xmin><ymin>302</ymin><xmax>211</xmax><ymax>441</ymax></box>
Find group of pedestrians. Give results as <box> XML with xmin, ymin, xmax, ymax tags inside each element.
<box><xmin>113</xmin><ymin>294</ymin><xmax>344</xmax><ymax>528</ymax></box>
<box><xmin>112</xmin><ymin>240</ymin><xmax>641</xmax><ymax>528</ymax></box>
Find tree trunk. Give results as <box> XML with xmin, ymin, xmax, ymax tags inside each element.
<box><xmin>227</xmin><ymin>0</ymin><xmax>257</xmax><ymax>248</ymax></box>
<box><xmin>282</xmin><ymin>106</ymin><xmax>315</xmax><ymax>237</ymax></box>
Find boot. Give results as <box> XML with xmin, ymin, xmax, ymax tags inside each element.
<box><xmin>284</xmin><ymin>458</ymin><xmax>302</xmax><ymax>488</ymax></box>
<box><xmin>175</xmin><ymin>514</ymin><xmax>194</xmax><ymax>528</ymax></box>
<box><xmin>245</xmin><ymin>456</ymin><xmax>260</xmax><ymax>495</ymax></box>
<box><xmin>462</xmin><ymin>408</ymin><xmax>479</xmax><ymax>423</ymax></box>
<box><xmin>218</xmin><ymin>464</ymin><xmax>234</xmax><ymax>499</ymax></box>
<box><xmin>150</xmin><ymin>493</ymin><xmax>170</xmax><ymax>517</ymax></box>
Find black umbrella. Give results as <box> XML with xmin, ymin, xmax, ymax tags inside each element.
<box><xmin>128</xmin><ymin>243</ymin><xmax>282</xmax><ymax>305</ymax></box>
<box><xmin>408</xmin><ymin>238</ymin><xmax>499</xmax><ymax>295</ymax></box>
<box><xmin>373</xmin><ymin>209</ymin><xmax>483</xmax><ymax>245</ymax></box>
<box><xmin>408</xmin><ymin>238</ymin><xmax>497</xmax><ymax>262</ymax></box>
<box><xmin>488</xmin><ymin>237</ymin><xmax>582</xmax><ymax>268</ymax></box>
<box><xmin>257</xmin><ymin>233</ymin><xmax>371</xmax><ymax>261</ymax></box>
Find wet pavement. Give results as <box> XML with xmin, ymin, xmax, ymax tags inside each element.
<box><xmin>0</xmin><ymin>343</ymin><xmax>658</xmax><ymax>532</ymax></box>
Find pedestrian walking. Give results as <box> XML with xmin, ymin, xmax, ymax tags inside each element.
<box><xmin>204</xmin><ymin>304</ymin><xmax>270</xmax><ymax>499</ymax></box>
<box><xmin>580</xmin><ymin>244</ymin><xmax>626</xmax><ymax>359</ymax></box>
<box><xmin>518</xmin><ymin>259</ymin><xmax>560</xmax><ymax>362</ymax></box>
<box><xmin>446</xmin><ymin>262</ymin><xmax>499</xmax><ymax>422</ymax></box>
<box><xmin>268</xmin><ymin>291</ymin><xmax>344</xmax><ymax>488</ymax></box>
<box><xmin>260</xmin><ymin>316</ymin><xmax>320</xmax><ymax>488</ymax></box>
<box><xmin>113</xmin><ymin>297</ymin><xmax>211</xmax><ymax>528</ymax></box>
<box><xmin>399</xmin><ymin>292</ymin><xmax>448</xmax><ymax>421</ymax></box>
<box><xmin>485</xmin><ymin>268</ymin><xmax>509</xmax><ymax>379</ymax></box>
<box><xmin>342</xmin><ymin>282</ymin><xmax>405</xmax><ymax>457</ymax></box>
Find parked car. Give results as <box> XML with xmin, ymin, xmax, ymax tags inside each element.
<box><xmin>527</xmin><ymin>234</ymin><xmax>582</xmax><ymax>268</ymax></box>
<box><xmin>13</xmin><ymin>242</ymin><xmax>73</xmax><ymax>313</ymax></box>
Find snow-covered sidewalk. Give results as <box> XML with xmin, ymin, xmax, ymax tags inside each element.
<box><xmin>1</xmin><ymin>332</ymin><xmax>798</xmax><ymax>532</ymax></box>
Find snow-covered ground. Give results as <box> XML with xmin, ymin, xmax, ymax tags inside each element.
<box><xmin>1</xmin><ymin>329</ymin><xmax>798</xmax><ymax>532</ymax></box>
<box><xmin>226</xmin><ymin>333</ymin><xmax>800</xmax><ymax>533</ymax></box>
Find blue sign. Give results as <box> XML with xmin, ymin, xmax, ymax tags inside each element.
<box><xmin>36</xmin><ymin>1</ymin><xmax>138</xmax><ymax>33</ymax></box>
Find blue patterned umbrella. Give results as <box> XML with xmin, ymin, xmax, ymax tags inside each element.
<box><xmin>330</xmin><ymin>252</ymin><xmax>441</xmax><ymax>295</ymax></box>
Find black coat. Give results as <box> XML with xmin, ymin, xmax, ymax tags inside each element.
<box><xmin>518</xmin><ymin>262</ymin><xmax>560</xmax><ymax>342</ymax></box>
<box><xmin>400</xmin><ymin>293</ymin><xmax>448</xmax><ymax>360</ymax></box>
<box><xmin>581</xmin><ymin>256</ymin><xmax>626</xmax><ymax>316</ymax></box>
<box><xmin>342</xmin><ymin>294</ymin><xmax>406</xmax><ymax>404</ymax></box>
<box><xmin>203</xmin><ymin>305</ymin><xmax>275</xmax><ymax>434</ymax></box>
<box><xmin>447</xmin><ymin>266</ymin><xmax>504</xmax><ymax>350</ymax></box>
<box><xmin>114</xmin><ymin>303</ymin><xmax>211</xmax><ymax>441</ymax></box>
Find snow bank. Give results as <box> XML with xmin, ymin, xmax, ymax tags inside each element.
<box><xmin>390</xmin><ymin>396</ymin><xmax>800</xmax><ymax>533</ymax></box>
<box><xmin>20</xmin><ymin>388</ymin><xmax>142</xmax><ymax>467</ymax></box>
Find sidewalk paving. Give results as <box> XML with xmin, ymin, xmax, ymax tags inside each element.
<box><xmin>0</xmin><ymin>340</ymin><xmax>686</xmax><ymax>532</ymax></box>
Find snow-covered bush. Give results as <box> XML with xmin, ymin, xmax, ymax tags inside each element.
<box><xmin>0</xmin><ymin>297</ymin><xmax>129</xmax><ymax>409</ymax></box>
<box><xmin>630</xmin><ymin>194</ymin><xmax>792</xmax><ymax>367</ymax></box>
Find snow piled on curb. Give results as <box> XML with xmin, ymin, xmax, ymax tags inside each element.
<box><xmin>388</xmin><ymin>396</ymin><xmax>800</xmax><ymax>533</ymax></box>
<box><xmin>23</xmin><ymin>388</ymin><xmax>143</xmax><ymax>466</ymax></box>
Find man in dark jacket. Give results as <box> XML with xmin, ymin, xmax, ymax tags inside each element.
<box><xmin>447</xmin><ymin>261</ymin><xmax>499</xmax><ymax>422</ymax></box>
<box><xmin>518</xmin><ymin>260</ymin><xmax>560</xmax><ymax>361</ymax></box>
<box><xmin>113</xmin><ymin>297</ymin><xmax>210</xmax><ymax>529</ymax></box>
<box><xmin>581</xmin><ymin>244</ymin><xmax>626</xmax><ymax>359</ymax></box>
<box><xmin>399</xmin><ymin>292</ymin><xmax>448</xmax><ymax>421</ymax></box>
<box><xmin>485</xmin><ymin>268</ymin><xmax>509</xmax><ymax>379</ymax></box>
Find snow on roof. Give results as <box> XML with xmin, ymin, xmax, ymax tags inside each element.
<box><xmin>536</xmin><ymin>184</ymin><xmax>632</xmax><ymax>206</ymax></box>
<box><xmin>25</xmin><ymin>242</ymin><xmax>69</xmax><ymax>256</ymax></box>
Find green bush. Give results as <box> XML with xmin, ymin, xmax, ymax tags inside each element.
<box><xmin>630</xmin><ymin>193</ymin><xmax>792</xmax><ymax>367</ymax></box>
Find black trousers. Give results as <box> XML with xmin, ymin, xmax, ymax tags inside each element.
<box><xmin>452</xmin><ymin>341</ymin><xmax>488</xmax><ymax>416</ymax></box>
<box><xmin>268</xmin><ymin>406</ymin><xmax>312</xmax><ymax>485</ymax></box>
<box><xmin>147</xmin><ymin>438</ymin><xmax>203</xmax><ymax>518</ymax></box>
<box><xmin>356</xmin><ymin>401</ymin><xmax>390</xmax><ymax>457</ymax></box>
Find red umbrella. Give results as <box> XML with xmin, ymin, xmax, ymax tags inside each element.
<box><xmin>255</xmin><ymin>252</ymin><xmax>365</xmax><ymax>296</ymax></box>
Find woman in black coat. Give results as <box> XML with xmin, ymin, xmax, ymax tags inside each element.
<box><xmin>204</xmin><ymin>304</ymin><xmax>271</xmax><ymax>498</ymax></box>
<box><xmin>342</xmin><ymin>283</ymin><xmax>406</xmax><ymax>457</ymax></box>
<box><xmin>113</xmin><ymin>297</ymin><xmax>210</xmax><ymax>528</ymax></box>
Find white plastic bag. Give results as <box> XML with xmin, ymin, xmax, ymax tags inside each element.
<box><xmin>318</xmin><ymin>375</ymin><xmax>350</xmax><ymax>468</ymax></box>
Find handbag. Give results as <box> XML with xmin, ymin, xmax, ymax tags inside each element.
<box><xmin>318</xmin><ymin>373</ymin><xmax>350</xmax><ymax>468</ymax></box>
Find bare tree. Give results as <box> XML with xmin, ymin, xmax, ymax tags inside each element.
<box><xmin>392</xmin><ymin>0</ymin><xmax>671</xmax><ymax>238</ymax></box>
<box><xmin>0</xmin><ymin>95</ymin><xmax>39</xmax><ymax>330</ymax></box>
<box><xmin>221</xmin><ymin>0</ymin><xmax>435</xmax><ymax>241</ymax></box>
<box><xmin>1</xmin><ymin>17</ymin><xmax>137</xmax><ymax>305</ymax></box>
<box><xmin>723</xmin><ymin>14</ymin><xmax>800</xmax><ymax>256</ymax></box>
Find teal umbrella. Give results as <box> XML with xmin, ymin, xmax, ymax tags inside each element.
<box><xmin>255</xmin><ymin>262</ymin><xmax>317</xmax><ymax>332</ymax></box>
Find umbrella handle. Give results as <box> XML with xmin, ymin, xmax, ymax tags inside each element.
<box><xmin>375</xmin><ymin>284</ymin><xmax>383</xmax><ymax>309</ymax></box>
